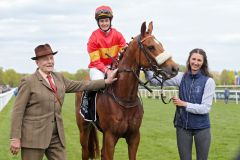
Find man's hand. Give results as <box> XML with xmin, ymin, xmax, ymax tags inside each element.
<box><xmin>10</xmin><ymin>138</ymin><xmax>21</xmax><ymax>155</ymax></box>
<box><xmin>104</xmin><ymin>69</ymin><xmax>118</xmax><ymax>85</ymax></box>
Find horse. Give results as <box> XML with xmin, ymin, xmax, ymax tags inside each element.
<box><xmin>75</xmin><ymin>21</ymin><xmax>179</xmax><ymax>160</ymax></box>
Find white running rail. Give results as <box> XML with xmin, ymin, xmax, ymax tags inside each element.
<box><xmin>139</xmin><ymin>89</ymin><xmax>240</xmax><ymax>104</ymax></box>
<box><xmin>0</xmin><ymin>89</ymin><xmax>15</xmax><ymax>112</ymax></box>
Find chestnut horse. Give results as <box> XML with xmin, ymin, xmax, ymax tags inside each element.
<box><xmin>75</xmin><ymin>22</ymin><xmax>179</xmax><ymax>160</ymax></box>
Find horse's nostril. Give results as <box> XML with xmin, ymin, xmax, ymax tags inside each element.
<box><xmin>172</xmin><ymin>66</ymin><xmax>179</xmax><ymax>74</ymax></box>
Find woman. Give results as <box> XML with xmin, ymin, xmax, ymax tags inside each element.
<box><xmin>146</xmin><ymin>48</ymin><xmax>215</xmax><ymax>160</ymax></box>
<box><xmin>87</xmin><ymin>5</ymin><xmax>126</xmax><ymax>80</ymax></box>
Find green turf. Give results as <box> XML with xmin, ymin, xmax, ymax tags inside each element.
<box><xmin>0</xmin><ymin>94</ymin><xmax>239</xmax><ymax>160</ymax></box>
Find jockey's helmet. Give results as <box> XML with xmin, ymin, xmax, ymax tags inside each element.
<box><xmin>95</xmin><ymin>6</ymin><xmax>113</xmax><ymax>21</ymax></box>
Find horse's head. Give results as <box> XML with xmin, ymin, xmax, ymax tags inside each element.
<box><xmin>133</xmin><ymin>21</ymin><xmax>179</xmax><ymax>79</ymax></box>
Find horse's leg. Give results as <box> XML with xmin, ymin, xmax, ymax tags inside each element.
<box><xmin>101</xmin><ymin>132</ymin><xmax>119</xmax><ymax>160</ymax></box>
<box><xmin>76</xmin><ymin>92</ymin><xmax>100</xmax><ymax>160</ymax></box>
<box><xmin>79</xmin><ymin>121</ymin><xmax>100</xmax><ymax>159</ymax></box>
<box><xmin>75</xmin><ymin>92</ymin><xmax>90</xmax><ymax>160</ymax></box>
<box><xmin>126</xmin><ymin>131</ymin><xmax>140</xmax><ymax>160</ymax></box>
<box><xmin>76</xmin><ymin>112</ymin><xmax>100</xmax><ymax>160</ymax></box>
<box><xmin>79</xmin><ymin>120</ymin><xmax>92</xmax><ymax>160</ymax></box>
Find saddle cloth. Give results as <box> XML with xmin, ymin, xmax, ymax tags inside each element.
<box><xmin>80</xmin><ymin>91</ymin><xmax>97</xmax><ymax>122</ymax></box>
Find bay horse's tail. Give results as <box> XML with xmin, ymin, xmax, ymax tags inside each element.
<box><xmin>88</xmin><ymin>125</ymin><xmax>100</xmax><ymax>159</ymax></box>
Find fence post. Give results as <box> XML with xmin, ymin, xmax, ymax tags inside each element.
<box><xmin>214</xmin><ymin>93</ymin><xmax>217</xmax><ymax>103</ymax></box>
<box><xmin>235</xmin><ymin>92</ymin><xmax>238</xmax><ymax>104</ymax></box>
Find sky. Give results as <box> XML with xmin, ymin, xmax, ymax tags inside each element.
<box><xmin>0</xmin><ymin>0</ymin><xmax>239</xmax><ymax>73</ymax></box>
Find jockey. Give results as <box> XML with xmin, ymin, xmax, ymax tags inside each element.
<box><xmin>87</xmin><ymin>5</ymin><xmax>126</xmax><ymax>80</ymax></box>
<box><xmin>80</xmin><ymin>6</ymin><xmax>126</xmax><ymax>120</ymax></box>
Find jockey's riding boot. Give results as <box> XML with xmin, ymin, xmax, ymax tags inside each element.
<box><xmin>82</xmin><ymin>91</ymin><xmax>91</xmax><ymax>110</ymax></box>
<box><xmin>80</xmin><ymin>90</ymin><xmax>97</xmax><ymax>121</ymax></box>
<box><xmin>80</xmin><ymin>91</ymin><xmax>93</xmax><ymax>120</ymax></box>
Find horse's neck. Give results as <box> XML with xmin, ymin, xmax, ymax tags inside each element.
<box><xmin>113</xmin><ymin>46</ymin><xmax>140</xmax><ymax>100</ymax></box>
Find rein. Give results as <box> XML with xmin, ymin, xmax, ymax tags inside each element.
<box><xmin>118</xmin><ymin>68</ymin><xmax>153</xmax><ymax>93</ymax></box>
<box><xmin>105</xmin><ymin>87</ymin><xmax>141</xmax><ymax>108</ymax></box>
<box><xmin>105</xmin><ymin>68</ymin><xmax>145</xmax><ymax>108</ymax></box>
<box><xmin>105</xmin><ymin>53</ymin><xmax>118</xmax><ymax>65</ymax></box>
<box><xmin>147</xmin><ymin>74</ymin><xmax>173</xmax><ymax>104</ymax></box>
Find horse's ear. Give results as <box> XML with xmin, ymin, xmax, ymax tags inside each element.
<box><xmin>147</xmin><ymin>21</ymin><xmax>153</xmax><ymax>35</ymax></box>
<box><xmin>141</xmin><ymin>21</ymin><xmax>146</xmax><ymax>37</ymax></box>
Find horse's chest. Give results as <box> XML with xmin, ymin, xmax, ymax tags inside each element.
<box><xmin>110</xmin><ymin>109</ymin><xmax>143</xmax><ymax>134</ymax></box>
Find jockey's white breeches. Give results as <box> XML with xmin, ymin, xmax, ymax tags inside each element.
<box><xmin>89</xmin><ymin>68</ymin><xmax>105</xmax><ymax>80</ymax></box>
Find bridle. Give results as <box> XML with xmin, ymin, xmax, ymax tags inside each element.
<box><xmin>106</xmin><ymin>34</ymin><xmax>172</xmax><ymax>106</ymax></box>
<box><xmin>136</xmin><ymin>35</ymin><xmax>173</xmax><ymax>104</ymax></box>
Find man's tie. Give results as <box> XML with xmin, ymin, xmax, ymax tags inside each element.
<box><xmin>47</xmin><ymin>75</ymin><xmax>57</xmax><ymax>93</ymax></box>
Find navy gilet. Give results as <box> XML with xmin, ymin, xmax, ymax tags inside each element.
<box><xmin>174</xmin><ymin>71</ymin><xmax>209</xmax><ymax>129</ymax></box>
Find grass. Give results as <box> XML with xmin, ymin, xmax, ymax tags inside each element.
<box><xmin>0</xmin><ymin>94</ymin><xmax>240</xmax><ymax>160</ymax></box>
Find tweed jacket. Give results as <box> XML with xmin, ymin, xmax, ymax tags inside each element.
<box><xmin>10</xmin><ymin>70</ymin><xmax>105</xmax><ymax>149</ymax></box>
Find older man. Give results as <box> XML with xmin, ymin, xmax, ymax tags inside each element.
<box><xmin>10</xmin><ymin>43</ymin><xmax>118</xmax><ymax>160</ymax></box>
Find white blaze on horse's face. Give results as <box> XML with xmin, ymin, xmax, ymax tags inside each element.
<box><xmin>152</xmin><ymin>38</ymin><xmax>172</xmax><ymax>65</ymax></box>
<box><xmin>154</xmin><ymin>38</ymin><xmax>159</xmax><ymax>44</ymax></box>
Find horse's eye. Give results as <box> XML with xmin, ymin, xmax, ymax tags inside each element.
<box><xmin>147</xmin><ymin>46</ymin><xmax>155</xmax><ymax>51</ymax></box>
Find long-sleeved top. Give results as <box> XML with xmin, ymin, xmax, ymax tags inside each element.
<box><xmin>146</xmin><ymin>71</ymin><xmax>216</xmax><ymax>129</ymax></box>
<box><xmin>87</xmin><ymin>28</ymin><xmax>126</xmax><ymax>73</ymax></box>
<box><xmin>145</xmin><ymin>71</ymin><xmax>215</xmax><ymax>115</ymax></box>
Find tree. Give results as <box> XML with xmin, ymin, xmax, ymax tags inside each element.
<box><xmin>220</xmin><ymin>70</ymin><xmax>228</xmax><ymax>85</ymax></box>
<box><xmin>227</xmin><ymin>71</ymin><xmax>235</xmax><ymax>84</ymax></box>
<box><xmin>3</xmin><ymin>69</ymin><xmax>21</xmax><ymax>87</ymax></box>
<box><xmin>178</xmin><ymin>64</ymin><xmax>186</xmax><ymax>72</ymax></box>
<box><xmin>0</xmin><ymin>67</ymin><xmax>4</xmax><ymax>84</ymax></box>
<box><xmin>75</xmin><ymin>69</ymin><xmax>89</xmax><ymax>80</ymax></box>
<box><xmin>61</xmin><ymin>71</ymin><xmax>76</xmax><ymax>80</ymax></box>
<box><xmin>211</xmin><ymin>71</ymin><xmax>221</xmax><ymax>85</ymax></box>
<box><xmin>220</xmin><ymin>69</ymin><xmax>235</xmax><ymax>85</ymax></box>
